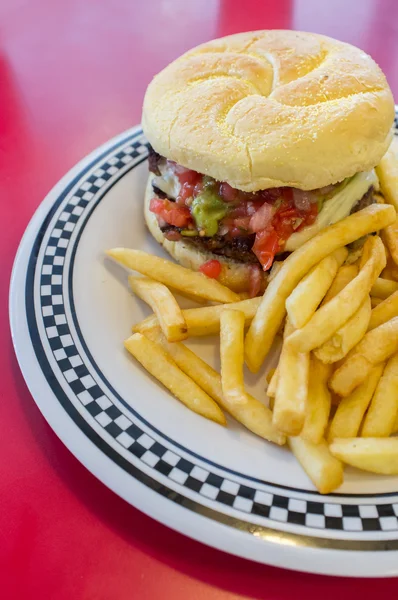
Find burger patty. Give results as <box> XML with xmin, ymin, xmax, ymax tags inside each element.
<box><xmin>161</xmin><ymin>228</ymin><xmax>258</xmax><ymax>263</ymax></box>
<box><xmin>349</xmin><ymin>186</ymin><xmax>375</xmax><ymax>213</ymax></box>
<box><xmin>160</xmin><ymin>186</ymin><xmax>376</xmax><ymax>265</ymax></box>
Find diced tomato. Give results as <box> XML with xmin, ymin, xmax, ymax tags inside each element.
<box><xmin>149</xmin><ymin>197</ymin><xmax>192</xmax><ymax>228</ymax></box>
<box><xmin>277</xmin><ymin>206</ymin><xmax>296</xmax><ymax>219</ymax></box>
<box><xmin>193</xmin><ymin>180</ymin><xmax>205</xmax><ymax>197</ymax></box>
<box><xmin>252</xmin><ymin>228</ymin><xmax>280</xmax><ymax>271</ymax></box>
<box><xmin>248</xmin><ymin>265</ymin><xmax>262</xmax><ymax>298</ymax></box>
<box><xmin>171</xmin><ymin>164</ymin><xmax>201</xmax><ymax>186</ymax></box>
<box><xmin>178</xmin><ymin>170</ymin><xmax>201</xmax><ymax>186</ymax></box>
<box><xmin>199</xmin><ymin>259</ymin><xmax>222</xmax><ymax>279</ymax></box>
<box><xmin>220</xmin><ymin>182</ymin><xmax>238</xmax><ymax>202</ymax></box>
<box><xmin>275</xmin><ymin>215</ymin><xmax>296</xmax><ymax>241</ymax></box>
<box><xmin>176</xmin><ymin>182</ymin><xmax>195</xmax><ymax>205</ymax></box>
<box><xmin>302</xmin><ymin>202</ymin><xmax>318</xmax><ymax>226</ymax></box>
<box><xmin>149</xmin><ymin>198</ymin><xmax>166</xmax><ymax>214</ymax></box>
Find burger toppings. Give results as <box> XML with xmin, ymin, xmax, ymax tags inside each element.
<box><xmin>148</xmin><ymin>146</ymin><xmax>378</xmax><ymax>271</ymax></box>
<box><xmin>199</xmin><ymin>259</ymin><xmax>222</xmax><ymax>279</ymax></box>
<box><xmin>149</xmin><ymin>197</ymin><xmax>192</xmax><ymax>228</ymax></box>
<box><xmin>191</xmin><ymin>187</ymin><xmax>228</xmax><ymax>236</ymax></box>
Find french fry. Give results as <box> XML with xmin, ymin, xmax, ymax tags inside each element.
<box><xmin>286</xmin><ymin>236</ymin><xmax>385</xmax><ymax>353</ymax></box>
<box><xmin>371</xmin><ymin>277</ymin><xmax>398</xmax><ymax>299</ymax></box>
<box><xmin>220</xmin><ymin>309</ymin><xmax>246</xmax><ymax>403</ymax></box>
<box><xmin>266</xmin><ymin>367</ymin><xmax>279</xmax><ymax>398</ymax></box>
<box><xmin>368</xmin><ymin>290</ymin><xmax>398</xmax><ymax>330</ymax></box>
<box><xmin>392</xmin><ymin>411</ymin><xmax>398</xmax><ymax>435</ymax></box>
<box><xmin>128</xmin><ymin>276</ymin><xmax>187</xmax><ymax>342</ymax></box>
<box><xmin>146</xmin><ymin>328</ymin><xmax>285</xmax><ymax>444</ymax></box>
<box><xmin>266</xmin><ymin>368</ymin><xmax>276</xmax><ymax>385</ymax></box>
<box><xmin>314</xmin><ymin>296</ymin><xmax>371</xmax><ymax>363</ymax></box>
<box><xmin>245</xmin><ymin>204</ymin><xmax>395</xmax><ymax>373</ymax></box>
<box><xmin>382</xmin><ymin>219</ymin><xmax>398</xmax><ymax>267</ymax></box>
<box><xmin>361</xmin><ymin>354</ymin><xmax>398</xmax><ymax>437</ymax></box>
<box><xmin>273</xmin><ymin>320</ymin><xmax>309</xmax><ymax>436</ymax></box>
<box><xmin>107</xmin><ymin>248</ymin><xmax>239</xmax><ymax>303</ymax></box>
<box><xmin>124</xmin><ymin>334</ymin><xmax>226</xmax><ymax>425</ymax></box>
<box><xmin>170</xmin><ymin>288</ymin><xmax>207</xmax><ymax>304</ymax></box>
<box><xmin>371</xmin><ymin>296</ymin><xmax>384</xmax><ymax>308</ymax></box>
<box><xmin>286</xmin><ymin>247</ymin><xmax>347</xmax><ymax>329</ymax></box>
<box><xmin>330</xmin><ymin>437</ymin><xmax>398</xmax><ymax>475</ymax></box>
<box><xmin>300</xmin><ymin>357</ymin><xmax>332</xmax><ymax>444</ymax></box>
<box><xmin>374</xmin><ymin>192</ymin><xmax>385</xmax><ymax>204</ymax></box>
<box><xmin>330</xmin><ymin>317</ymin><xmax>398</xmax><ymax>396</ymax></box>
<box><xmin>288</xmin><ymin>437</ymin><xmax>343</xmax><ymax>494</ymax></box>
<box><xmin>268</xmin><ymin>260</ymin><xmax>284</xmax><ymax>283</ymax></box>
<box><xmin>321</xmin><ymin>264</ymin><xmax>358</xmax><ymax>305</ymax></box>
<box><xmin>328</xmin><ymin>364</ymin><xmax>384</xmax><ymax>440</ymax></box>
<box><xmin>375</xmin><ymin>136</ymin><xmax>398</xmax><ymax>211</ymax></box>
<box><xmin>133</xmin><ymin>297</ymin><xmax>262</xmax><ymax>337</ymax></box>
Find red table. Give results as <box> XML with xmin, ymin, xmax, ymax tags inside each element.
<box><xmin>2</xmin><ymin>1</ymin><xmax>398</xmax><ymax>597</ymax></box>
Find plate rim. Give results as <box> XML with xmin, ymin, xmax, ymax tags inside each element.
<box><xmin>9</xmin><ymin>125</ymin><xmax>398</xmax><ymax>577</ymax></box>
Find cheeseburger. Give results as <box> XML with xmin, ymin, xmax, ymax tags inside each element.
<box><xmin>142</xmin><ymin>30</ymin><xmax>394</xmax><ymax>295</ymax></box>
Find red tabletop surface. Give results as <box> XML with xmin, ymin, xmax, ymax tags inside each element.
<box><xmin>2</xmin><ymin>1</ymin><xmax>398</xmax><ymax>597</ymax></box>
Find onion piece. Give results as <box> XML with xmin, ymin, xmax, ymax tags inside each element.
<box><xmin>292</xmin><ymin>189</ymin><xmax>316</xmax><ymax>211</ymax></box>
<box><xmin>164</xmin><ymin>230</ymin><xmax>182</xmax><ymax>241</ymax></box>
<box><xmin>249</xmin><ymin>202</ymin><xmax>274</xmax><ymax>233</ymax></box>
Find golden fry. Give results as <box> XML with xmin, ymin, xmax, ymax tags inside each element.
<box><xmin>368</xmin><ymin>290</ymin><xmax>398</xmax><ymax>330</ymax></box>
<box><xmin>392</xmin><ymin>411</ymin><xmax>398</xmax><ymax>435</ymax></box>
<box><xmin>145</xmin><ymin>329</ymin><xmax>285</xmax><ymax>444</ymax></box>
<box><xmin>124</xmin><ymin>334</ymin><xmax>226</xmax><ymax>425</ymax></box>
<box><xmin>328</xmin><ymin>364</ymin><xmax>384</xmax><ymax>440</ymax></box>
<box><xmin>220</xmin><ymin>309</ymin><xmax>247</xmax><ymax>403</ymax></box>
<box><xmin>361</xmin><ymin>354</ymin><xmax>398</xmax><ymax>437</ymax></box>
<box><xmin>286</xmin><ymin>236</ymin><xmax>385</xmax><ymax>353</ymax></box>
<box><xmin>371</xmin><ymin>296</ymin><xmax>384</xmax><ymax>308</ymax></box>
<box><xmin>286</xmin><ymin>248</ymin><xmax>347</xmax><ymax>329</ymax></box>
<box><xmin>321</xmin><ymin>264</ymin><xmax>358</xmax><ymax>305</ymax></box>
<box><xmin>375</xmin><ymin>137</ymin><xmax>398</xmax><ymax>211</ymax></box>
<box><xmin>330</xmin><ymin>437</ymin><xmax>398</xmax><ymax>475</ymax></box>
<box><xmin>107</xmin><ymin>248</ymin><xmax>239</xmax><ymax>303</ymax></box>
<box><xmin>382</xmin><ymin>219</ymin><xmax>398</xmax><ymax>267</ymax></box>
<box><xmin>245</xmin><ymin>205</ymin><xmax>395</xmax><ymax>373</ymax></box>
<box><xmin>314</xmin><ymin>296</ymin><xmax>371</xmax><ymax>363</ymax></box>
<box><xmin>266</xmin><ymin>367</ymin><xmax>279</xmax><ymax>398</ymax></box>
<box><xmin>273</xmin><ymin>320</ymin><xmax>309</xmax><ymax>436</ymax></box>
<box><xmin>268</xmin><ymin>260</ymin><xmax>284</xmax><ymax>283</ymax></box>
<box><xmin>133</xmin><ymin>297</ymin><xmax>262</xmax><ymax>337</ymax></box>
<box><xmin>128</xmin><ymin>276</ymin><xmax>187</xmax><ymax>342</ymax></box>
<box><xmin>288</xmin><ymin>437</ymin><xmax>343</xmax><ymax>494</ymax></box>
<box><xmin>371</xmin><ymin>277</ymin><xmax>398</xmax><ymax>299</ymax></box>
<box><xmin>300</xmin><ymin>357</ymin><xmax>332</xmax><ymax>444</ymax></box>
<box><xmin>330</xmin><ymin>317</ymin><xmax>398</xmax><ymax>396</ymax></box>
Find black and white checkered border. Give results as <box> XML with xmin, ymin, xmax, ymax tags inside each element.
<box><xmin>37</xmin><ymin>125</ymin><xmax>398</xmax><ymax>534</ymax></box>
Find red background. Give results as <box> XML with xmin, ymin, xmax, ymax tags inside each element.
<box><xmin>2</xmin><ymin>1</ymin><xmax>398</xmax><ymax>597</ymax></box>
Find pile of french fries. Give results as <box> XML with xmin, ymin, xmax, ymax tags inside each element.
<box><xmin>107</xmin><ymin>138</ymin><xmax>398</xmax><ymax>494</ymax></box>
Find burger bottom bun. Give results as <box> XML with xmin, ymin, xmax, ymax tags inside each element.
<box><xmin>144</xmin><ymin>174</ymin><xmax>267</xmax><ymax>293</ymax></box>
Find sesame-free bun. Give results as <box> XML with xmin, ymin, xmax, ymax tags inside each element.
<box><xmin>143</xmin><ymin>30</ymin><xmax>394</xmax><ymax>192</ymax></box>
<box><xmin>144</xmin><ymin>175</ymin><xmax>266</xmax><ymax>293</ymax></box>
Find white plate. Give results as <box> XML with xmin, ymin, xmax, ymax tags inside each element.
<box><xmin>10</xmin><ymin>118</ymin><xmax>398</xmax><ymax>577</ymax></box>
